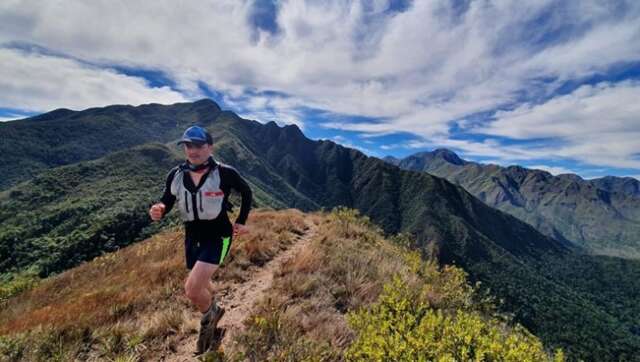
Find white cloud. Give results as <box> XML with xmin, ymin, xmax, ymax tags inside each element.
<box><xmin>228</xmin><ymin>92</ymin><xmax>308</xmax><ymax>128</ymax></box>
<box><xmin>0</xmin><ymin>112</ymin><xmax>30</xmax><ymax>122</ymax></box>
<box><xmin>481</xmin><ymin>81</ymin><xmax>640</xmax><ymax>139</ymax></box>
<box><xmin>389</xmin><ymin>137</ymin><xmax>545</xmax><ymax>162</ymax></box>
<box><xmin>239</xmin><ymin>108</ymin><xmax>305</xmax><ymax>130</ymax></box>
<box><xmin>0</xmin><ymin>0</ymin><xmax>639</xmax><ymax>174</ymax></box>
<box><xmin>0</xmin><ymin>48</ymin><xmax>186</xmax><ymax>112</ymax></box>
<box><xmin>331</xmin><ymin>135</ymin><xmax>348</xmax><ymax>143</ymax></box>
<box><xmin>521</xmin><ymin>17</ymin><xmax>640</xmax><ymax>80</ymax></box>
<box><xmin>327</xmin><ymin>135</ymin><xmax>379</xmax><ymax>157</ymax></box>
<box><xmin>527</xmin><ymin>165</ymin><xmax>577</xmax><ymax>176</ymax></box>
<box><xmin>474</xmin><ymin>81</ymin><xmax>640</xmax><ymax>169</ymax></box>
<box><xmin>1</xmin><ymin>1</ymin><xmax>624</xmax><ymax>116</ymax></box>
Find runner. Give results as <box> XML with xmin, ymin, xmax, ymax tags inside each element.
<box><xmin>148</xmin><ymin>125</ymin><xmax>252</xmax><ymax>354</ymax></box>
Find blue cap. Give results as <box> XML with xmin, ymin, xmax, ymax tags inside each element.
<box><xmin>177</xmin><ymin>126</ymin><xmax>211</xmax><ymax>145</ymax></box>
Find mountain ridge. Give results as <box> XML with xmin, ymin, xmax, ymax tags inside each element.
<box><xmin>2</xmin><ymin>99</ymin><xmax>640</xmax><ymax>359</ymax></box>
<box><xmin>0</xmin><ymin>99</ymin><xmax>222</xmax><ymax>191</ymax></box>
<box><xmin>386</xmin><ymin>148</ymin><xmax>640</xmax><ymax>257</ymax></box>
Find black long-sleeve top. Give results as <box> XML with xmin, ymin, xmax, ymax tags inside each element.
<box><xmin>158</xmin><ymin>159</ymin><xmax>252</xmax><ymax>239</ymax></box>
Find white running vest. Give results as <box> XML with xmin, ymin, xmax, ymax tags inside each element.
<box><xmin>170</xmin><ymin>166</ymin><xmax>225</xmax><ymax>221</ymax></box>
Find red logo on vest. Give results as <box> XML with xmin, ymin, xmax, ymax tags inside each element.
<box><xmin>204</xmin><ymin>191</ymin><xmax>224</xmax><ymax>197</ymax></box>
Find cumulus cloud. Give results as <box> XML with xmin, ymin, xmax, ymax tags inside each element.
<box><xmin>0</xmin><ymin>114</ymin><xmax>25</xmax><ymax>122</ymax></box>
<box><xmin>475</xmin><ymin>81</ymin><xmax>640</xmax><ymax>169</ymax></box>
<box><xmin>0</xmin><ymin>48</ymin><xmax>186</xmax><ymax>112</ymax></box>
<box><xmin>528</xmin><ymin>165</ymin><xmax>578</xmax><ymax>176</ymax></box>
<box><xmin>328</xmin><ymin>135</ymin><xmax>379</xmax><ymax>156</ymax></box>
<box><xmin>378</xmin><ymin>136</ymin><xmax>545</xmax><ymax>163</ymax></box>
<box><xmin>0</xmin><ymin>0</ymin><xmax>639</xmax><ymax>175</ymax></box>
<box><xmin>238</xmin><ymin>108</ymin><xmax>305</xmax><ymax>130</ymax></box>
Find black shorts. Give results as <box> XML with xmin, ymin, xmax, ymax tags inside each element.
<box><xmin>185</xmin><ymin>233</ymin><xmax>233</xmax><ymax>269</ymax></box>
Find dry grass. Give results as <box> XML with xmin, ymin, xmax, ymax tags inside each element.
<box><xmin>210</xmin><ymin>209</ymin><xmax>307</xmax><ymax>287</ymax></box>
<box><xmin>0</xmin><ymin>229</ymin><xmax>185</xmax><ymax>335</ymax></box>
<box><xmin>232</xmin><ymin>210</ymin><xmax>306</xmax><ymax>266</ymax></box>
<box><xmin>140</xmin><ymin>307</ymin><xmax>185</xmax><ymax>340</ymax></box>
<box><xmin>0</xmin><ymin>208</ymin><xmax>436</xmax><ymax>362</ymax></box>
<box><xmin>228</xmin><ymin>208</ymin><xmax>419</xmax><ymax>361</ymax></box>
<box><xmin>0</xmin><ymin>208</ymin><xmax>309</xmax><ymax>361</ymax></box>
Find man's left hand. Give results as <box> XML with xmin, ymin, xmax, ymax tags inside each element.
<box><xmin>233</xmin><ymin>223</ymin><xmax>249</xmax><ymax>238</ymax></box>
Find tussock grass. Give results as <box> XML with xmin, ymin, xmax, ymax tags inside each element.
<box><xmin>140</xmin><ymin>307</ymin><xmax>185</xmax><ymax>340</ymax></box>
<box><xmin>228</xmin><ymin>207</ymin><xmax>415</xmax><ymax>361</ymax></box>
<box><xmin>229</xmin><ymin>207</ymin><xmax>561</xmax><ymax>361</ymax></box>
<box><xmin>0</xmin><ymin>209</ymin><xmax>306</xmax><ymax>361</ymax></box>
<box><xmin>0</xmin><ymin>208</ymin><xmax>553</xmax><ymax>361</ymax></box>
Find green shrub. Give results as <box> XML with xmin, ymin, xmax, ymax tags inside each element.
<box><xmin>0</xmin><ymin>268</ymin><xmax>40</xmax><ymax>304</ymax></box>
<box><xmin>0</xmin><ymin>334</ymin><xmax>27</xmax><ymax>362</ymax></box>
<box><xmin>330</xmin><ymin>207</ymin><xmax>381</xmax><ymax>238</ymax></box>
<box><xmin>346</xmin><ymin>276</ymin><xmax>564</xmax><ymax>362</ymax></box>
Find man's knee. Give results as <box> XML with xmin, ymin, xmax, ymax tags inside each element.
<box><xmin>184</xmin><ymin>263</ymin><xmax>217</xmax><ymax>300</ymax></box>
<box><xmin>184</xmin><ymin>276</ymin><xmax>204</xmax><ymax>299</ymax></box>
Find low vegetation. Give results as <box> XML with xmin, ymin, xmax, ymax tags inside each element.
<box><xmin>0</xmin><ymin>208</ymin><xmax>562</xmax><ymax>361</ymax></box>
<box><xmin>227</xmin><ymin>208</ymin><xmax>562</xmax><ymax>361</ymax></box>
<box><xmin>0</xmin><ymin>209</ymin><xmax>306</xmax><ymax>361</ymax></box>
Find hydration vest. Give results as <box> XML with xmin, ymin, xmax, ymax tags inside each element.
<box><xmin>170</xmin><ymin>164</ymin><xmax>225</xmax><ymax>222</ymax></box>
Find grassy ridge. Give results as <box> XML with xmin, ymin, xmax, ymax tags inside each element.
<box><xmin>0</xmin><ymin>209</ymin><xmax>560</xmax><ymax>361</ymax></box>
<box><xmin>0</xmin><ymin>209</ymin><xmax>309</xmax><ymax>361</ymax></box>
<box><xmin>226</xmin><ymin>208</ymin><xmax>561</xmax><ymax>361</ymax></box>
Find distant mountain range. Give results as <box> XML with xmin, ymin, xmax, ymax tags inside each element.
<box><xmin>0</xmin><ymin>99</ymin><xmax>222</xmax><ymax>191</ymax></box>
<box><xmin>384</xmin><ymin>149</ymin><xmax>640</xmax><ymax>258</ymax></box>
<box><xmin>1</xmin><ymin>100</ymin><xmax>639</xmax><ymax>360</ymax></box>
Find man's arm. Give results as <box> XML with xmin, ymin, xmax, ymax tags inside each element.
<box><xmin>226</xmin><ymin>166</ymin><xmax>252</xmax><ymax>225</ymax></box>
<box><xmin>159</xmin><ymin>168</ymin><xmax>178</xmax><ymax>216</ymax></box>
<box><xmin>150</xmin><ymin>168</ymin><xmax>178</xmax><ymax>220</ymax></box>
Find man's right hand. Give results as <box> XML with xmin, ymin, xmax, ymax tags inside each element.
<box><xmin>149</xmin><ymin>203</ymin><xmax>166</xmax><ymax>221</ymax></box>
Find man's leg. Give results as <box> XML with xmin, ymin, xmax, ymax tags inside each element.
<box><xmin>184</xmin><ymin>261</ymin><xmax>218</xmax><ymax>313</ymax></box>
<box><xmin>187</xmin><ymin>262</ymin><xmax>226</xmax><ymax>355</ymax></box>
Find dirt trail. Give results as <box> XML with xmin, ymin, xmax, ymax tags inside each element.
<box><xmin>163</xmin><ymin>217</ymin><xmax>318</xmax><ymax>361</ymax></box>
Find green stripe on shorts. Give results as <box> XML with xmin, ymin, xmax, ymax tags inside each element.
<box><xmin>220</xmin><ymin>236</ymin><xmax>231</xmax><ymax>264</ymax></box>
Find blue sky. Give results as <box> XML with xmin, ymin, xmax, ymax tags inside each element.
<box><xmin>1</xmin><ymin>0</ymin><xmax>639</xmax><ymax>179</ymax></box>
